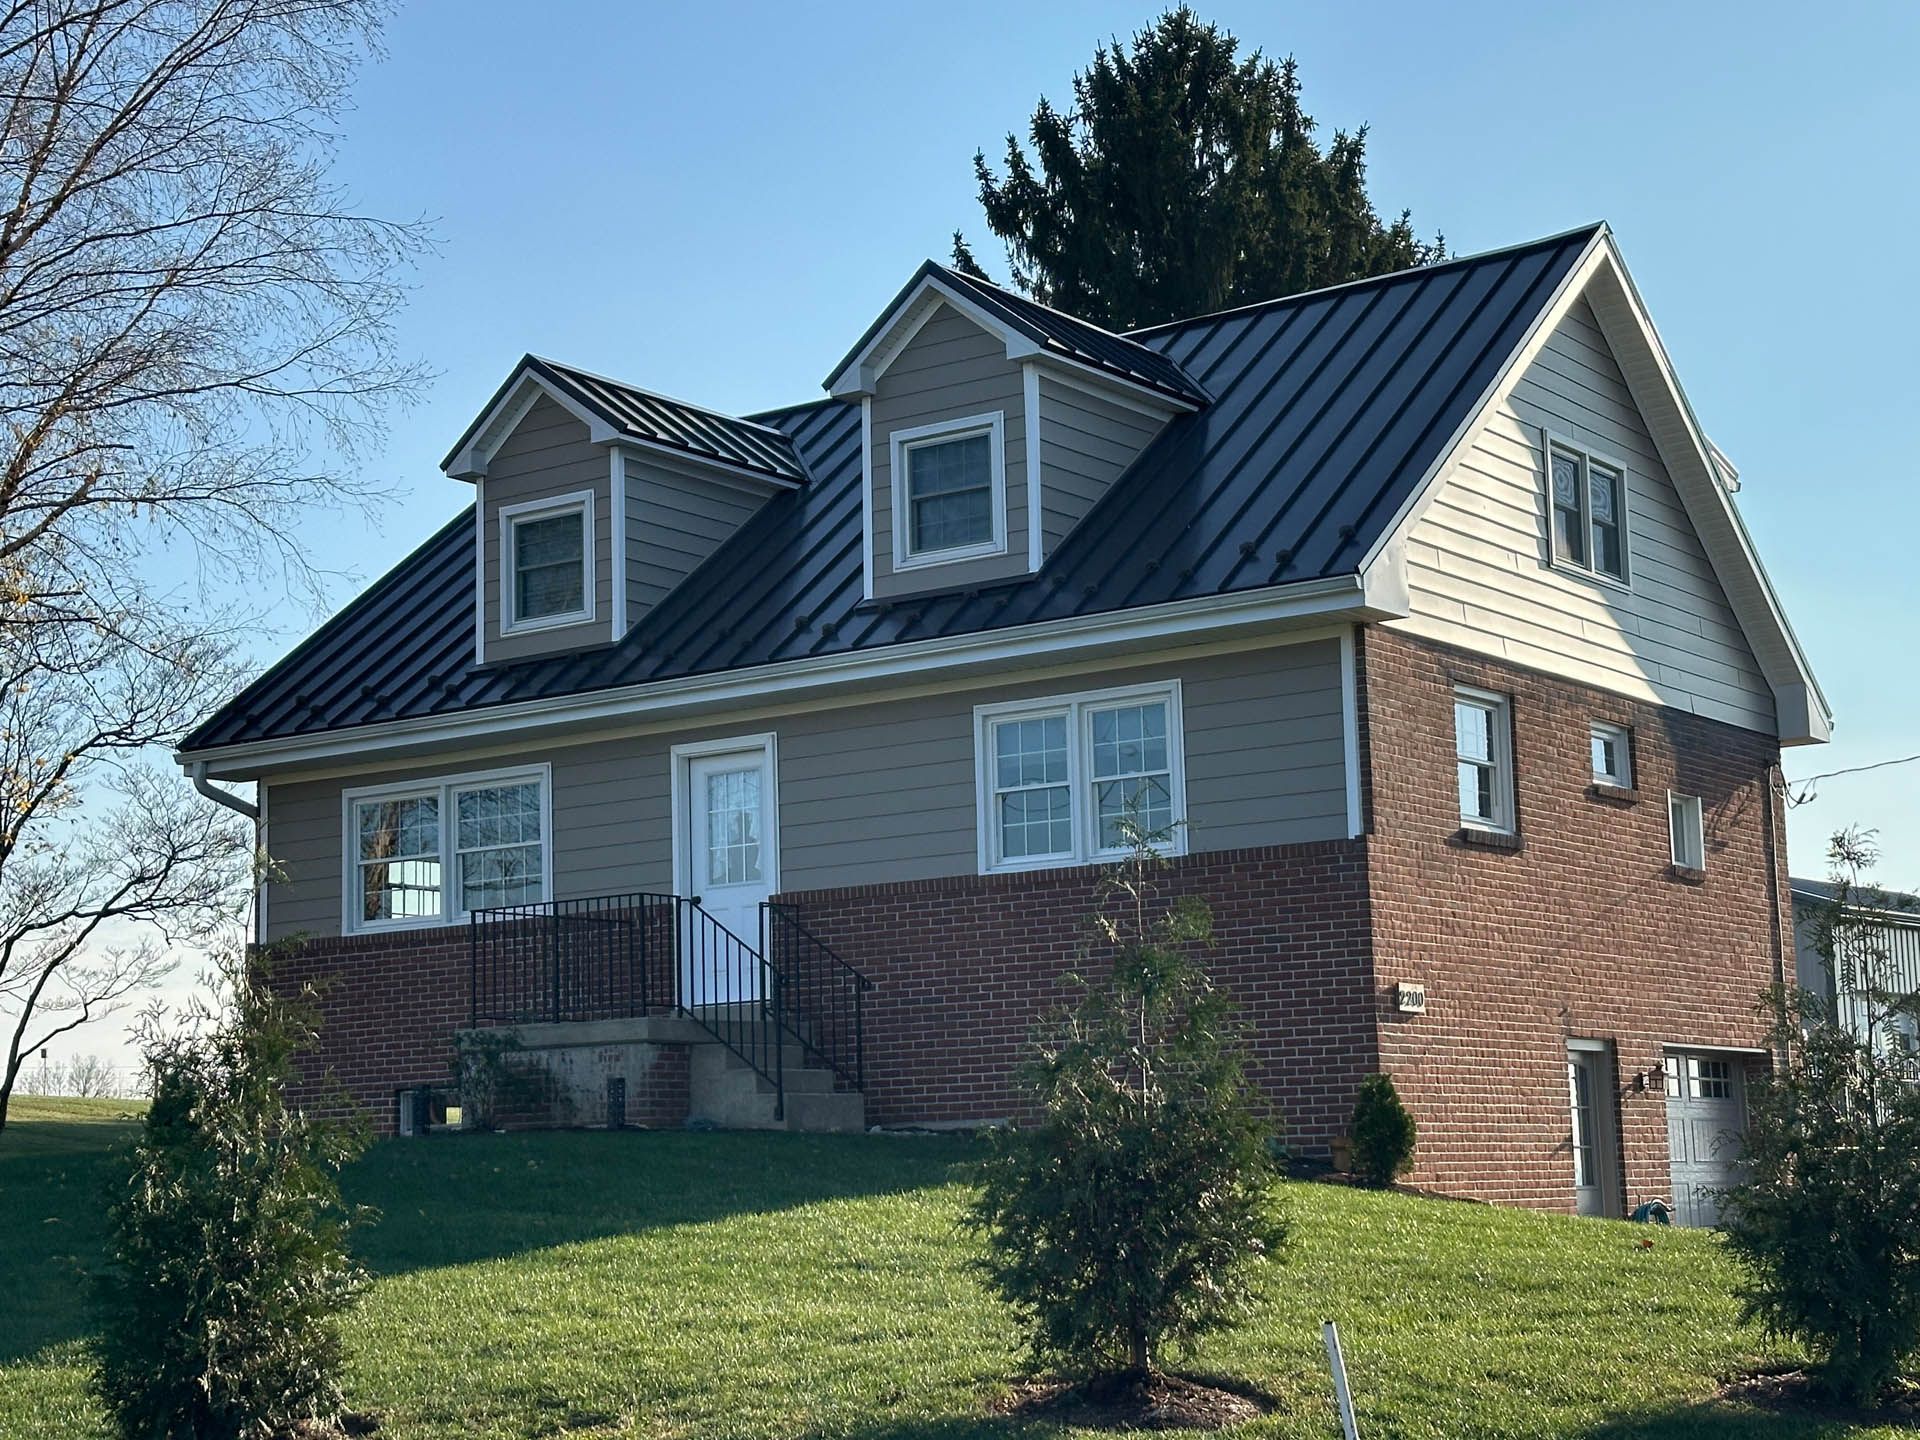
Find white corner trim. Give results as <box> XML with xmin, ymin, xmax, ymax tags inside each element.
<box><xmin>1023</xmin><ymin>363</ymin><xmax>1043</xmax><ymax>572</ymax></box>
<box><xmin>473</xmin><ymin>474</ymin><xmax>487</xmax><ymax>665</ymax></box>
<box><xmin>337</xmin><ymin>762</ymin><xmax>554</xmax><ymax>937</ymax></box>
<box><xmin>1339</xmin><ymin>626</ymin><xmax>1363</xmax><ymax>838</ymax></box>
<box><xmin>888</xmin><ymin>411</ymin><xmax>1009</xmax><ymax>570</ymax></box>
<box><xmin>609</xmin><ymin>449</ymin><xmax>628</xmax><ymax>638</ymax></box>
<box><xmin>497</xmin><ymin>488</ymin><xmax>597</xmax><ymax>636</ymax></box>
<box><xmin>255</xmin><ymin>782</ymin><xmax>270</xmax><ymax>946</ymax></box>
<box><xmin>860</xmin><ymin>397</ymin><xmax>875</xmax><ymax>601</ymax></box>
<box><xmin>972</xmin><ymin>678</ymin><xmax>1188</xmax><ymax>876</ymax></box>
<box><xmin>668</xmin><ymin>732</ymin><xmax>780</xmax><ymax>901</ymax></box>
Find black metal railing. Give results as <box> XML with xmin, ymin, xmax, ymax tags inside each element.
<box><xmin>469</xmin><ymin>892</ymin><xmax>674</xmax><ymax>1026</ymax></box>
<box><xmin>469</xmin><ymin>891</ymin><xmax>872</xmax><ymax>1124</ymax></box>
<box><xmin>762</xmin><ymin>901</ymin><xmax>872</xmax><ymax>1092</ymax></box>
<box><xmin>675</xmin><ymin>896</ymin><xmax>787</xmax><ymax>1117</ymax></box>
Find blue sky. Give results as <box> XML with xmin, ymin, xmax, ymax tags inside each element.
<box><xmin>308</xmin><ymin>0</ymin><xmax>1914</xmax><ymax>883</ymax></box>
<box><xmin>47</xmin><ymin>0</ymin><xmax>1920</xmax><ymax>1079</ymax></box>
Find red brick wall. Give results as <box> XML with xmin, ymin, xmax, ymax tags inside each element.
<box><xmin>263</xmin><ymin>927</ymin><xmax>472</xmax><ymax>1133</ymax></box>
<box><xmin>1359</xmin><ymin>627</ymin><xmax>1789</xmax><ymax>1211</ymax></box>
<box><xmin>774</xmin><ymin>841</ymin><xmax>1377</xmax><ymax>1149</ymax></box>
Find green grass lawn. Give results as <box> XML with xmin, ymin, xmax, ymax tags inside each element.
<box><xmin>0</xmin><ymin>1096</ymin><xmax>1900</xmax><ymax>1439</ymax></box>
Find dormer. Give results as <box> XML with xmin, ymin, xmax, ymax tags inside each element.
<box><xmin>443</xmin><ymin>356</ymin><xmax>805</xmax><ymax>665</ymax></box>
<box><xmin>825</xmin><ymin>264</ymin><xmax>1207</xmax><ymax>601</ymax></box>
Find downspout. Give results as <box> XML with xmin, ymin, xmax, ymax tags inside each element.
<box><xmin>1762</xmin><ymin>761</ymin><xmax>1790</xmax><ymax>1069</ymax></box>
<box><xmin>190</xmin><ymin>762</ymin><xmax>264</xmax><ymax>945</ymax></box>
<box><xmin>190</xmin><ymin>760</ymin><xmax>259</xmax><ymax>820</ymax></box>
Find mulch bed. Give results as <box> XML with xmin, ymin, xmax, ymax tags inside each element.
<box><xmin>991</xmin><ymin>1372</ymin><xmax>1274</xmax><ymax>1431</ymax></box>
<box><xmin>1717</xmin><ymin>1366</ymin><xmax>1920</xmax><ymax>1428</ymax></box>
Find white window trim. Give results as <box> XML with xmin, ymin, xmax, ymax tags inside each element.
<box><xmin>339</xmin><ymin>764</ymin><xmax>553</xmax><ymax>935</ymax></box>
<box><xmin>1589</xmin><ymin>720</ymin><xmax>1633</xmax><ymax>788</ymax></box>
<box><xmin>1542</xmin><ymin>428</ymin><xmax>1632</xmax><ymax>590</ymax></box>
<box><xmin>1454</xmin><ymin>685</ymin><xmax>1516</xmax><ymax>835</ymax></box>
<box><xmin>890</xmin><ymin>411</ymin><xmax>1008</xmax><ymax>569</ymax></box>
<box><xmin>499</xmin><ymin>489</ymin><xmax>596</xmax><ymax>634</ymax></box>
<box><xmin>1668</xmin><ymin>790</ymin><xmax>1706</xmax><ymax>870</ymax></box>
<box><xmin>973</xmin><ymin>680</ymin><xmax>1187</xmax><ymax>875</ymax></box>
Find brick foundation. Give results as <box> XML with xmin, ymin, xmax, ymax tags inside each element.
<box><xmin>772</xmin><ymin>840</ymin><xmax>1376</xmax><ymax>1148</ymax></box>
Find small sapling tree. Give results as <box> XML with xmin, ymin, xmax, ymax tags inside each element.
<box><xmin>1720</xmin><ymin>829</ymin><xmax>1920</xmax><ymax>1407</ymax></box>
<box><xmin>94</xmin><ymin>947</ymin><xmax>371</xmax><ymax>1440</ymax></box>
<box><xmin>967</xmin><ymin>817</ymin><xmax>1288</xmax><ymax>1382</ymax></box>
<box><xmin>1349</xmin><ymin>1072</ymin><xmax>1417</xmax><ymax>1187</ymax></box>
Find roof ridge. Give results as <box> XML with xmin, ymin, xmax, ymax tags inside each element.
<box><xmin>530</xmin><ymin>355</ymin><xmax>800</xmax><ymax>443</ymax></box>
<box><xmin>1126</xmin><ymin>222</ymin><xmax>1610</xmax><ymax>339</ymax></box>
<box><xmin>935</xmin><ymin>261</ymin><xmax>1138</xmax><ymax>343</ymax></box>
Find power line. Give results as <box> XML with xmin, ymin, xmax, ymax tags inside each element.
<box><xmin>1784</xmin><ymin>751</ymin><xmax>1920</xmax><ymax>807</ymax></box>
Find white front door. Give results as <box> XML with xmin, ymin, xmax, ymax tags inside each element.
<box><xmin>679</xmin><ymin>743</ymin><xmax>775</xmax><ymax>1007</ymax></box>
<box><xmin>1567</xmin><ymin>1045</ymin><xmax>1621</xmax><ymax>1217</ymax></box>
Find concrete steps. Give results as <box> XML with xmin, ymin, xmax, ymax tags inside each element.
<box><xmin>687</xmin><ymin>1035</ymin><xmax>865</xmax><ymax>1133</ymax></box>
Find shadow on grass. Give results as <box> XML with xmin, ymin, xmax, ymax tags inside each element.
<box><xmin>0</xmin><ymin>1118</ymin><xmax>977</xmax><ymax>1369</ymax></box>
<box><xmin>345</xmin><ymin>1127</ymin><xmax>978</xmax><ymax>1278</ymax></box>
<box><xmin>0</xmin><ymin>1110</ymin><xmax>143</xmax><ymax>1366</ymax></box>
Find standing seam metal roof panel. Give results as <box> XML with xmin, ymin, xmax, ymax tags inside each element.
<box><xmin>181</xmin><ymin>227</ymin><xmax>1598</xmax><ymax>753</ymax></box>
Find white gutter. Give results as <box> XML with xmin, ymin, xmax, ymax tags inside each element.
<box><xmin>178</xmin><ymin>569</ymin><xmax>1402</xmax><ymax>779</ymax></box>
<box><xmin>190</xmin><ymin>761</ymin><xmax>260</xmax><ymax>820</ymax></box>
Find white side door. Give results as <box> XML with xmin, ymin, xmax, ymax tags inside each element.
<box><xmin>679</xmin><ymin>742</ymin><xmax>775</xmax><ymax>1007</ymax></box>
<box><xmin>1567</xmin><ymin>1045</ymin><xmax>1621</xmax><ymax>1218</ymax></box>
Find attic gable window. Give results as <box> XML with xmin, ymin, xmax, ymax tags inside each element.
<box><xmin>1546</xmin><ymin>435</ymin><xmax>1629</xmax><ymax>585</ymax></box>
<box><xmin>891</xmin><ymin>411</ymin><xmax>1007</xmax><ymax>567</ymax></box>
<box><xmin>501</xmin><ymin>491</ymin><xmax>594</xmax><ymax>632</ymax></box>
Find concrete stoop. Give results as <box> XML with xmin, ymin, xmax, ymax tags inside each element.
<box><xmin>687</xmin><ymin>1041</ymin><xmax>866</xmax><ymax>1133</ymax></box>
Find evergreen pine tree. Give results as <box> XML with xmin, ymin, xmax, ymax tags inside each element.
<box><xmin>955</xmin><ymin>7</ymin><xmax>1443</xmax><ymax>330</ymax></box>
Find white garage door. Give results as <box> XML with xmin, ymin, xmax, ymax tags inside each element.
<box><xmin>1665</xmin><ymin>1052</ymin><xmax>1748</xmax><ymax>1227</ymax></box>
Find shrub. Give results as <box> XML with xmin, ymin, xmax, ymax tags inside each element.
<box><xmin>1349</xmin><ymin>1073</ymin><xmax>1417</xmax><ymax>1187</ymax></box>
<box><xmin>966</xmin><ymin>823</ymin><xmax>1288</xmax><ymax>1377</ymax></box>
<box><xmin>1720</xmin><ymin>830</ymin><xmax>1920</xmax><ymax>1406</ymax></box>
<box><xmin>94</xmin><ymin>948</ymin><xmax>370</xmax><ymax>1440</ymax></box>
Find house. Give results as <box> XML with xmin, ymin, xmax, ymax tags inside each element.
<box><xmin>177</xmin><ymin>223</ymin><xmax>1829</xmax><ymax>1221</ymax></box>
<box><xmin>1791</xmin><ymin>877</ymin><xmax>1920</xmax><ymax>1052</ymax></box>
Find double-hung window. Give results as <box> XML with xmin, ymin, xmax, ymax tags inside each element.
<box><xmin>977</xmin><ymin>683</ymin><xmax>1185</xmax><ymax>871</ymax></box>
<box><xmin>1454</xmin><ymin>687</ymin><xmax>1515</xmax><ymax>833</ymax></box>
<box><xmin>345</xmin><ymin>767</ymin><xmax>550</xmax><ymax>932</ymax></box>
<box><xmin>1668</xmin><ymin>792</ymin><xmax>1706</xmax><ymax>871</ymax></box>
<box><xmin>892</xmin><ymin>412</ymin><xmax>1006</xmax><ymax>565</ymax></box>
<box><xmin>1546</xmin><ymin>435</ymin><xmax>1629</xmax><ymax>584</ymax></box>
<box><xmin>501</xmin><ymin>491</ymin><xmax>593</xmax><ymax>630</ymax></box>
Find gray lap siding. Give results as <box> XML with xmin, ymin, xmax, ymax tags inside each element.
<box><xmin>262</xmin><ymin>635</ymin><xmax>1350</xmax><ymax>941</ymax></box>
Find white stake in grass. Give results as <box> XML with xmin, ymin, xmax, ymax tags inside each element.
<box><xmin>1322</xmin><ymin>1320</ymin><xmax>1361</xmax><ymax>1440</ymax></box>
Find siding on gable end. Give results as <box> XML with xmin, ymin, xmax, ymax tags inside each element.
<box><xmin>624</xmin><ymin>451</ymin><xmax>772</xmax><ymax>621</ymax></box>
<box><xmin>482</xmin><ymin>394</ymin><xmax>613</xmax><ymax>663</ymax></box>
<box><xmin>870</xmin><ymin>301</ymin><xmax>1027</xmax><ymax>597</ymax></box>
<box><xmin>261</xmin><ymin>637</ymin><xmax>1348</xmax><ymax>938</ymax></box>
<box><xmin>1390</xmin><ymin>296</ymin><xmax>1776</xmax><ymax>735</ymax></box>
<box><xmin>1035</xmin><ymin>372</ymin><xmax>1172</xmax><ymax>557</ymax></box>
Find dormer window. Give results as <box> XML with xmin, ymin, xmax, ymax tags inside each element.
<box><xmin>502</xmin><ymin>491</ymin><xmax>594</xmax><ymax>631</ymax></box>
<box><xmin>892</xmin><ymin>412</ymin><xmax>1006</xmax><ymax>567</ymax></box>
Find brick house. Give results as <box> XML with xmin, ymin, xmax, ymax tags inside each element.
<box><xmin>176</xmin><ymin>224</ymin><xmax>1827</xmax><ymax>1222</ymax></box>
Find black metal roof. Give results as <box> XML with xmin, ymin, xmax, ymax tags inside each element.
<box><xmin>183</xmin><ymin>226</ymin><xmax>1599</xmax><ymax>754</ymax></box>
<box><xmin>828</xmin><ymin>260</ymin><xmax>1210</xmax><ymax>408</ymax></box>
<box><xmin>442</xmin><ymin>354</ymin><xmax>808</xmax><ymax>485</ymax></box>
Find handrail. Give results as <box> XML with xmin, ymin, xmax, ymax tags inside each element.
<box><xmin>762</xmin><ymin>900</ymin><xmax>872</xmax><ymax>1092</ymax></box>
<box><xmin>468</xmin><ymin>891</ymin><xmax>868</xmax><ymax>1123</ymax></box>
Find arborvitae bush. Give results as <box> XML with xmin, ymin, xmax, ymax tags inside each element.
<box><xmin>967</xmin><ymin>823</ymin><xmax>1288</xmax><ymax>1378</ymax></box>
<box><xmin>94</xmin><ymin>948</ymin><xmax>370</xmax><ymax>1440</ymax></box>
<box><xmin>1721</xmin><ymin>831</ymin><xmax>1920</xmax><ymax>1406</ymax></box>
<box><xmin>1348</xmin><ymin>1072</ymin><xmax>1417</xmax><ymax>1187</ymax></box>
